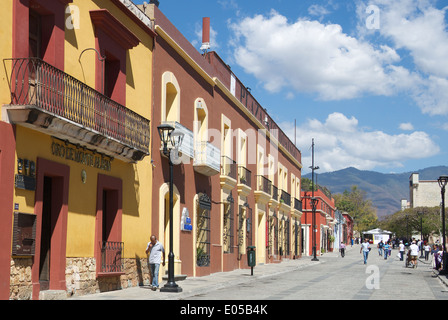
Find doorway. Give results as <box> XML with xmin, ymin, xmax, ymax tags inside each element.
<box><xmin>38</xmin><ymin>176</ymin><xmax>53</xmax><ymax>291</ymax></box>
<box><xmin>32</xmin><ymin>158</ymin><xmax>69</xmax><ymax>300</ymax></box>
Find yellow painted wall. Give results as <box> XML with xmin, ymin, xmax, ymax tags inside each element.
<box><xmin>12</xmin><ymin>0</ymin><xmax>154</xmax><ymax>260</ymax></box>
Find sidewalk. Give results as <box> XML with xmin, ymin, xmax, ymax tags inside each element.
<box><xmin>70</xmin><ymin>249</ymin><xmax>349</xmax><ymax>300</ymax></box>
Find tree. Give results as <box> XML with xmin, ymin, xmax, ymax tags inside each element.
<box><xmin>379</xmin><ymin>206</ymin><xmax>445</xmax><ymax>241</ymax></box>
<box><xmin>334</xmin><ymin>185</ymin><xmax>378</xmax><ymax>233</ymax></box>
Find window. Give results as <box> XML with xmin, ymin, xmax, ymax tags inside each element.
<box><xmin>161</xmin><ymin>72</ymin><xmax>180</xmax><ymax>123</ymax></box>
<box><xmin>90</xmin><ymin>9</ymin><xmax>139</xmax><ymax>104</ymax></box>
<box><xmin>196</xmin><ymin>193</ymin><xmax>211</xmax><ymax>267</ymax></box>
<box><xmin>223</xmin><ymin>193</ymin><xmax>234</xmax><ymax>254</ymax></box>
<box><xmin>29</xmin><ymin>10</ymin><xmax>41</xmax><ymax>58</ymax></box>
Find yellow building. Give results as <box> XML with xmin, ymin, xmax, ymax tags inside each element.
<box><xmin>1</xmin><ymin>0</ymin><xmax>155</xmax><ymax>300</ymax></box>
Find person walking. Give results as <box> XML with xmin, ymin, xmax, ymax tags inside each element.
<box><xmin>340</xmin><ymin>242</ymin><xmax>346</xmax><ymax>258</ymax></box>
<box><xmin>424</xmin><ymin>242</ymin><xmax>431</xmax><ymax>261</ymax></box>
<box><xmin>360</xmin><ymin>239</ymin><xmax>370</xmax><ymax>264</ymax></box>
<box><xmin>399</xmin><ymin>240</ymin><xmax>405</xmax><ymax>261</ymax></box>
<box><xmin>146</xmin><ymin>235</ymin><xmax>166</xmax><ymax>291</ymax></box>
<box><xmin>409</xmin><ymin>241</ymin><xmax>419</xmax><ymax>268</ymax></box>
<box><xmin>383</xmin><ymin>242</ymin><xmax>390</xmax><ymax>260</ymax></box>
<box><xmin>378</xmin><ymin>240</ymin><xmax>383</xmax><ymax>256</ymax></box>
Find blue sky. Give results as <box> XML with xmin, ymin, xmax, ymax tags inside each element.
<box><xmin>135</xmin><ymin>0</ymin><xmax>448</xmax><ymax>175</ymax></box>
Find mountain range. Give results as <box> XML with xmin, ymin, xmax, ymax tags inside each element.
<box><xmin>303</xmin><ymin>166</ymin><xmax>448</xmax><ymax>218</ymax></box>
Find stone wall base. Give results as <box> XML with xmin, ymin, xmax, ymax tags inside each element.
<box><xmin>10</xmin><ymin>256</ymin><xmax>150</xmax><ymax>300</ymax></box>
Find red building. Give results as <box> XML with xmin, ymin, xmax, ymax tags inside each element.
<box><xmin>140</xmin><ymin>3</ymin><xmax>303</xmax><ymax>280</ymax></box>
<box><xmin>301</xmin><ymin>188</ymin><xmax>335</xmax><ymax>256</ymax></box>
<box><xmin>343</xmin><ymin>212</ymin><xmax>354</xmax><ymax>245</ymax></box>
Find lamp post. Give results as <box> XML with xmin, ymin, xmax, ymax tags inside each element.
<box><xmin>417</xmin><ymin>211</ymin><xmax>424</xmax><ymax>258</ymax></box>
<box><xmin>310</xmin><ymin>139</ymin><xmax>319</xmax><ymax>261</ymax></box>
<box><xmin>158</xmin><ymin>124</ymin><xmax>184</xmax><ymax>292</ymax></box>
<box><xmin>438</xmin><ymin>175</ymin><xmax>448</xmax><ymax>275</ymax></box>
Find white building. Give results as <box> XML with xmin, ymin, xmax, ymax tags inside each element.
<box><xmin>409</xmin><ymin>173</ymin><xmax>441</xmax><ymax>208</ymax></box>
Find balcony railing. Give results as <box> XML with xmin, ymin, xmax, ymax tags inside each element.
<box><xmin>193</xmin><ymin>141</ymin><xmax>221</xmax><ymax>176</ymax></box>
<box><xmin>272</xmin><ymin>185</ymin><xmax>278</xmax><ymax>202</ymax></box>
<box><xmin>294</xmin><ymin>198</ymin><xmax>302</xmax><ymax>211</ymax></box>
<box><xmin>238</xmin><ymin>166</ymin><xmax>251</xmax><ymax>188</ymax></box>
<box><xmin>256</xmin><ymin>175</ymin><xmax>272</xmax><ymax>195</ymax></box>
<box><xmin>4</xmin><ymin>58</ymin><xmax>150</xmax><ymax>161</ymax></box>
<box><xmin>100</xmin><ymin>241</ymin><xmax>124</xmax><ymax>274</ymax></box>
<box><xmin>221</xmin><ymin>156</ymin><xmax>237</xmax><ymax>180</ymax></box>
<box><xmin>280</xmin><ymin>189</ymin><xmax>291</xmax><ymax>206</ymax></box>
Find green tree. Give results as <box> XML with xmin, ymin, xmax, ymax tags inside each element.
<box><xmin>379</xmin><ymin>206</ymin><xmax>445</xmax><ymax>241</ymax></box>
<box><xmin>334</xmin><ymin>185</ymin><xmax>378</xmax><ymax>233</ymax></box>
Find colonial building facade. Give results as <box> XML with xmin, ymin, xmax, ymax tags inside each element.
<box><xmin>1</xmin><ymin>0</ymin><xmax>303</xmax><ymax>299</ymax></box>
<box><xmin>1</xmin><ymin>0</ymin><xmax>155</xmax><ymax>300</ymax></box>
<box><xmin>139</xmin><ymin>2</ymin><xmax>303</xmax><ymax>281</ymax></box>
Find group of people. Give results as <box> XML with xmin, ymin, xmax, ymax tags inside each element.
<box><xmin>359</xmin><ymin>237</ymin><xmax>445</xmax><ymax>270</ymax></box>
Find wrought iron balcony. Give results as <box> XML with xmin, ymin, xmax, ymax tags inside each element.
<box><xmin>280</xmin><ymin>189</ymin><xmax>291</xmax><ymax>206</ymax></box>
<box><xmin>256</xmin><ymin>175</ymin><xmax>272</xmax><ymax>195</ymax></box>
<box><xmin>221</xmin><ymin>156</ymin><xmax>237</xmax><ymax>180</ymax></box>
<box><xmin>238</xmin><ymin>166</ymin><xmax>251</xmax><ymax>188</ymax></box>
<box><xmin>294</xmin><ymin>198</ymin><xmax>302</xmax><ymax>212</ymax></box>
<box><xmin>272</xmin><ymin>185</ymin><xmax>279</xmax><ymax>202</ymax></box>
<box><xmin>3</xmin><ymin>58</ymin><xmax>150</xmax><ymax>162</ymax></box>
<box><xmin>193</xmin><ymin>141</ymin><xmax>221</xmax><ymax>176</ymax></box>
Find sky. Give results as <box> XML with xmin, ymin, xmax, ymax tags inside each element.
<box><xmin>135</xmin><ymin>0</ymin><xmax>448</xmax><ymax>175</ymax></box>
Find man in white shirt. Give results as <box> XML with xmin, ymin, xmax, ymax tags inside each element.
<box><xmin>360</xmin><ymin>239</ymin><xmax>370</xmax><ymax>264</ymax></box>
<box><xmin>146</xmin><ymin>235</ymin><xmax>165</xmax><ymax>290</ymax></box>
<box><xmin>409</xmin><ymin>241</ymin><xmax>419</xmax><ymax>268</ymax></box>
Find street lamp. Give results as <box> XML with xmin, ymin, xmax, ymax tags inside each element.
<box><xmin>417</xmin><ymin>211</ymin><xmax>424</xmax><ymax>258</ymax></box>
<box><xmin>310</xmin><ymin>138</ymin><xmax>319</xmax><ymax>261</ymax></box>
<box><xmin>158</xmin><ymin>123</ymin><xmax>184</xmax><ymax>292</ymax></box>
<box><xmin>438</xmin><ymin>175</ymin><xmax>448</xmax><ymax>275</ymax></box>
<box><xmin>311</xmin><ymin>197</ymin><xmax>319</xmax><ymax>261</ymax></box>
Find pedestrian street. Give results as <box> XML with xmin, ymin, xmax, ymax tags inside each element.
<box><xmin>187</xmin><ymin>245</ymin><xmax>448</xmax><ymax>300</ymax></box>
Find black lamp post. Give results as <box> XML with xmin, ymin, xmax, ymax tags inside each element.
<box><xmin>311</xmin><ymin>197</ymin><xmax>319</xmax><ymax>261</ymax></box>
<box><xmin>158</xmin><ymin>123</ymin><xmax>184</xmax><ymax>292</ymax></box>
<box><xmin>417</xmin><ymin>211</ymin><xmax>424</xmax><ymax>258</ymax></box>
<box><xmin>438</xmin><ymin>175</ymin><xmax>448</xmax><ymax>275</ymax></box>
<box><xmin>310</xmin><ymin>139</ymin><xmax>319</xmax><ymax>261</ymax></box>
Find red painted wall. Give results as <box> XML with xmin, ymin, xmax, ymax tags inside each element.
<box><xmin>0</xmin><ymin>123</ymin><xmax>15</xmax><ymax>300</ymax></box>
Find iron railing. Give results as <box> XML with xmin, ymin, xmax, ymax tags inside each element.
<box><xmin>294</xmin><ymin>198</ymin><xmax>302</xmax><ymax>211</ymax></box>
<box><xmin>280</xmin><ymin>189</ymin><xmax>291</xmax><ymax>206</ymax></box>
<box><xmin>238</xmin><ymin>166</ymin><xmax>251</xmax><ymax>188</ymax></box>
<box><xmin>272</xmin><ymin>185</ymin><xmax>278</xmax><ymax>202</ymax></box>
<box><xmin>221</xmin><ymin>156</ymin><xmax>237</xmax><ymax>180</ymax></box>
<box><xmin>256</xmin><ymin>175</ymin><xmax>272</xmax><ymax>195</ymax></box>
<box><xmin>100</xmin><ymin>241</ymin><xmax>124</xmax><ymax>274</ymax></box>
<box><xmin>5</xmin><ymin>58</ymin><xmax>150</xmax><ymax>154</ymax></box>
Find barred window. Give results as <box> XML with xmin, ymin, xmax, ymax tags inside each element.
<box><xmin>196</xmin><ymin>193</ymin><xmax>211</xmax><ymax>267</ymax></box>
<box><xmin>223</xmin><ymin>194</ymin><xmax>234</xmax><ymax>253</ymax></box>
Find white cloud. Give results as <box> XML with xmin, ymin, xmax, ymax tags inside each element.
<box><xmin>228</xmin><ymin>2</ymin><xmax>448</xmax><ymax>117</ymax></box>
<box><xmin>283</xmin><ymin>112</ymin><xmax>439</xmax><ymax>173</ymax></box>
<box><xmin>357</xmin><ymin>0</ymin><xmax>448</xmax><ymax>115</ymax></box>
<box><xmin>399</xmin><ymin>122</ymin><xmax>414</xmax><ymax>130</ymax></box>
<box><xmin>229</xmin><ymin>10</ymin><xmax>412</xmax><ymax>101</ymax></box>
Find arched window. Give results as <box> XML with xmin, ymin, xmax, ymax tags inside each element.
<box><xmin>161</xmin><ymin>72</ymin><xmax>180</xmax><ymax>123</ymax></box>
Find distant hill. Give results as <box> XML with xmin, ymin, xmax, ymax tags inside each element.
<box><xmin>303</xmin><ymin>166</ymin><xmax>448</xmax><ymax>218</ymax></box>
